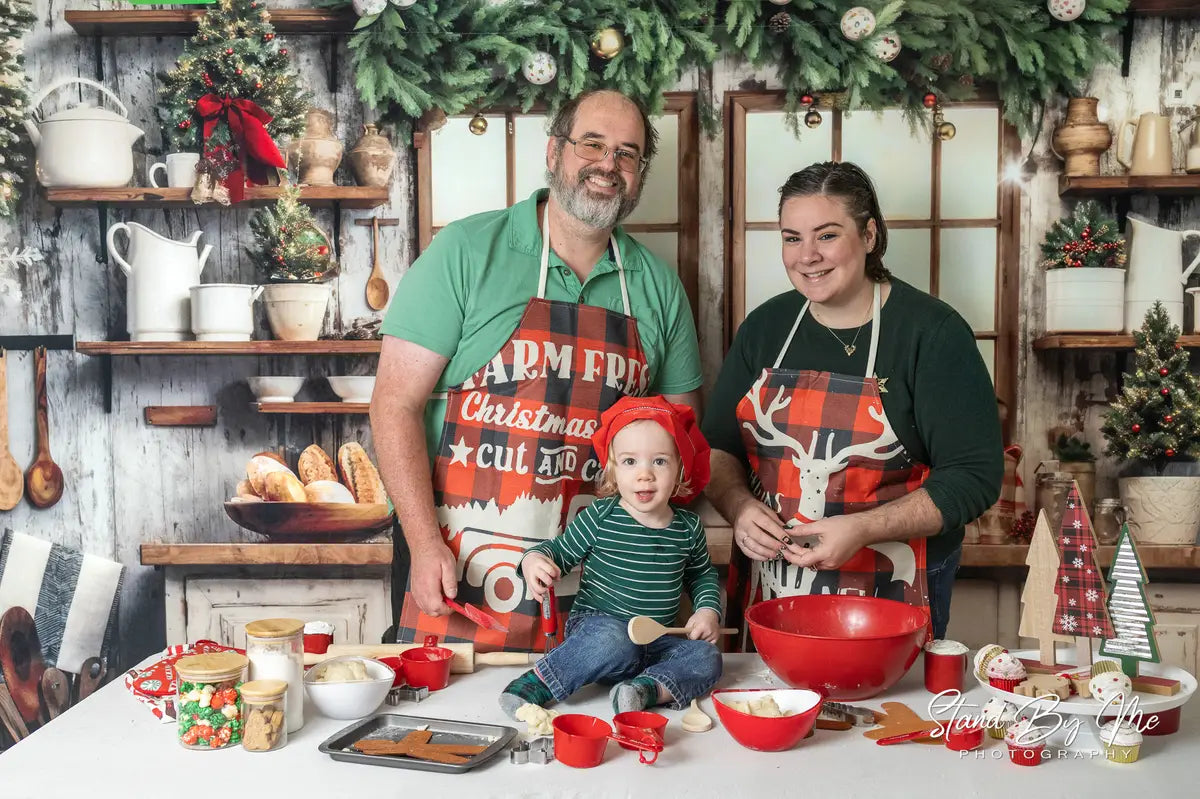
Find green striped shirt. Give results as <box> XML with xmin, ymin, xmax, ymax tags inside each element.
<box><xmin>522</xmin><ymin>496</ymin><xmax>722</xmax><ymax>625</ymax></box>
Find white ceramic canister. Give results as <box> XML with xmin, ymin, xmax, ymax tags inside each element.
<box><xmin>190</xmin><ymin>283</ymin><xmax>263</xmax><ymax>342</ymax></box>
<box><xmin>245</xmin><ymin>618</ymin><xmax>305</xmax><ymax>733</ymax></box>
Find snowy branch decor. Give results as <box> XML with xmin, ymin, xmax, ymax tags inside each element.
<box><xmin>1099</xmin><ymin>523</ymin><xmax>1160</xmax><ymax>677</ymax></box>
<box><xmin>0</xmin><ymin>242</ymin><xmax>42</xmax><ymax>269</ymax></box>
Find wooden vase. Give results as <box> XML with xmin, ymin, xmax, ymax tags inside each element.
<box><xmin>1051</xmin><ymin>98</ymin><xmax>1112</xmax><ymax>177</ymax></box>
<box><xmin>347</xmin><ymin>124</ymin><xmax>396</xmax><ymax>187</ymax></box>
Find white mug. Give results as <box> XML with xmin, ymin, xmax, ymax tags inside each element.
<box><xmin>149</xmin><ymin>152</ymin><xmax>201</xmax><ymax>188</ymax></box>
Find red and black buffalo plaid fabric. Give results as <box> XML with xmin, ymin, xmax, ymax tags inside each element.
<box><xmin>1052</xmin><ymin>485</ymin><xmax>1114</xmax><ymax>639</ymax></box>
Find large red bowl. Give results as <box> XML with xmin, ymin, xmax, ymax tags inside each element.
<box><xmin>746</xmin><ymin>595</ymin><xmax>929</xmax><ymax>701</ymax></box>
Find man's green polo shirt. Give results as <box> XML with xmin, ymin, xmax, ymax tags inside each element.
<box><xmin>382</xmin><ymin>189</ymin><xmax>703</xmax><ymax>462</ymax></box>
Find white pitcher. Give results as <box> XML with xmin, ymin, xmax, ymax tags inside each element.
<box><xmin>1122</xmin><ymin>216</ymin><xmax>1200</xmax><ymax>333</ymax></box>
<box><xmin>106</xmin><ymin>222</ymin><xmax>213</xmax><ymax>341</ymax></box>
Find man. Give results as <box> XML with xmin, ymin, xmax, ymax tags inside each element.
<box><xmin>372</xmin><ymin>90</ymin><xmax>702</xmax><ymax>650</ymax></box>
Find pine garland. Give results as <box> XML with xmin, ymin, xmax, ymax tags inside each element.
<box><xmin>246</xmin><ymin>183</ymin><xmax>338</xmax><ymax>282</ymax></box>
<box><xmin>1040</xmin><ymin>200</ymin><xmax>1126</xmax><ymax>270</ymax></box>
<box><xmin>0</xmin><ymin>0</ymin><xmax>35</xmax><ymax>218</ymax></box>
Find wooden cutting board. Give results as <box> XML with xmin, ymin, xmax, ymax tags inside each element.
<box><xmin>0</xmin><ymin>607</ymin><xmax>47</xmax><ymax>724</ymax></box>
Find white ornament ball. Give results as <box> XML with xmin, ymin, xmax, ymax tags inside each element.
<box><xmin>353</xmin><ymin>0</ymin><xmax>387</xmax><ymax>16</ymax></box>
<box><xmin>390</xmin><ymin>0</ymin><xmax>419</xmax><ymax>8</ymax></box>
<box><xmin>840</xmin><ymin>7</ymin><xmax>877</xmax><ymax>42</ymax></box>
<box><xmin>1047</xmin><ymin>0</ymin><xmax>1086</xmax><ymax>22</ymax></box>
<box><xmin>768</xmin><ymin>0</ymin><xmax>791</xmax><ymax>5</ymax></box>
<box><xmin>870</xmin><ymin>31</ymin><xmax>902</xmax><ymax>63</ymax></box>
<box><xmin>522</xmin><ymin>51</ymin><xmax>558</xmax><ymax>86</ymax></box>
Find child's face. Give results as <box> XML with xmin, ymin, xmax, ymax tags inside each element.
<box><xmin>609</xmin><ymin>420</ymin><xmax>680</xmax><ymax>515</ymax></box>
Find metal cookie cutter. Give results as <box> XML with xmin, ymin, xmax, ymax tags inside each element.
<box><xmin>822</xmin><ymin>701</ymin><xmax>876</xmax><ymax>726</ymax></box>
<box><xmin>385</xmin><ymin>684</ymin><xmax>430</xmax><ymax>704</ymax></box>
<box><xmin>510</xmin><ymin>736</ymin><xmax>554</xmax><ymax>765</ymax></box>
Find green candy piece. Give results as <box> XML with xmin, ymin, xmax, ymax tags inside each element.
<box><xmin>180</xmin><ymin>681</ymin><xmax>194</xmax><ymax>693</ymax></box>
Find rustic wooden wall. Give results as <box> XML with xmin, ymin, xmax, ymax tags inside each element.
<box><xmin>0</xmin><ymin>4</ymin><xmax>1194</xmax><ymax>671</ymax></box>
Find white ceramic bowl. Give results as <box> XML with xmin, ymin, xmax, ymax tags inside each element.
<box><xmin>303</xmin><ymin>656</ymin><xmax>395</xmax><ymax>719</ymax></box>
<box><xmin>327</xmin><ymin>376</ymin><xmax>376</xmax><ymax>404</ymax></box>
<box><xmin>248</xmin><ymin>376</ymin><xmax>305</xmax><ymax>403</ymax></box>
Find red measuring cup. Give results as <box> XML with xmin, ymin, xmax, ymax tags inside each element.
<box><xmin>553</xmin><ymin>714</ymin><xmax>663</xmax><ymax>767</ymax></box>
<box><xmin>400</xmin><ymin>635</ymin><xmax>453</xmax><ymax>690</ymax></box>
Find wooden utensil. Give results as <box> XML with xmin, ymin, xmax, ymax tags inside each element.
<box><xmin>302</xmin><ymin>641</ymin><xmax>539</xmax><ymax>672</ymax></box>
<box><xmin>23</xmin><ymin>347</ymin><xmax>63</xmax><ymax>509</ymax></box>
<box><xmin>355</xmin><ymin>217</ymin><xmax>398</xmax><ymax>311</ymax></box>
<box><xmin>76</xmin><ymin>657</ymin><xmax>104</xmax><ymax>702</ymax></box>
<box><xmin>626</xmin><ymin>615</ymin><xmax>738</xmax><ymax>645</ymax></box>
<box><xmin>680</xmin><ymin>698</ymin><xmax>713</xmax><ymax>733</ymax></box>
<box><xmin>0</xmin><ymin>349</ymin><xmax>22</xmax><ymax>511</ymax></box>
<box><xmin>0</xmin><ymin>680</ymin><xmax>29</xmax><ymax>742</ymax></box>
<box><xmin>0</xmin><ymin>607</ymin><xmax>47</xmax><ymax>724</ymax></box>
<box><xmin>40</xmin><ymin>667</ymin><xmax>70</xmax><ymax>720</ymax></box>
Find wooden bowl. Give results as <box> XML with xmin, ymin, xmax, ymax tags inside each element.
<box><xmin>223</xmin><ymin>501</ymin><xmax>393</xmax><ymax>541</ymax></box>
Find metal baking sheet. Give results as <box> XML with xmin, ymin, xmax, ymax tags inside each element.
<box><xmin>318</xmin><ymin>713</ymin><xmax>518</xmax><ymax>774</ymax></box>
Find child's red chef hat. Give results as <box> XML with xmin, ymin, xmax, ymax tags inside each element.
<box><xmin>591</xmin><ymin>395</ymin><xmax>711</xmax><ymax>501</ymax></box>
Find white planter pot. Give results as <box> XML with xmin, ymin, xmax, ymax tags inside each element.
<box><xmin>190</xmin><ymin>284</ymin><xmax>263</xmax><ymax>342</ymax></box>
<box><xmin>263</xmin><ymin>283</ymin><xmax>331</xmax><ymax>341</ymax></box>
<box><xmin>1045</xmin><ymin>267</ymin><xmax>1125</xmax><ymax>333</ymax></box>
<box><xmin>1119</xmin><ymin>475</ymin><xmax>1200</xmax><ymax>545</ymax></box>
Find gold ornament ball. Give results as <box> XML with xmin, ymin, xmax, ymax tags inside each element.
<box><xmin>468</xmin><ymin>113</ymin><xmax>488</xmax><ymax>135</ymax></box>
<box><xmin>936</xmin><ymin>121</ymin><xmax>957</xmax><ymax>141</ymax></box>
<box><xmin>590</xmin><ymin>27</ymin><xmax>625</xmax><ymax>60</ymax></box>
<box><xmin>804</xmin><ymin>109</ymin><xmax>823</xmax><ymax>129</ymax></box>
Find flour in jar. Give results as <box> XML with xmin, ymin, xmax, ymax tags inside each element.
<box><xmin>248</xmin><ymin>649</ymin><xmax>304</xmax><ymax>732</ymax></box>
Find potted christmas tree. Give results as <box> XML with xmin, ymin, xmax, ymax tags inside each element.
<box><xmin>1100</xmin><ymin>302</ymin><xmax>1200</xmax><ymax>544</ymax></box>
<box><xmin>1042</xmin><ymin>200</ymin><xmax>1126</xmax><ymax>333</ymax></box>
<box><xmin>246</xmin><ymin>183</ymin><xmax>337</xmax><ymax>341</ymax></box>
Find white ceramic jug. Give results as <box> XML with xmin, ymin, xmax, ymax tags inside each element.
<box><xmin>106</xmin><ymin>222</ymin><xmax>213</xmax><ymax>341</ymax></box>
<box><xmin>190</xmin><ymin>284</ymin><xmax>264</xmax><ymax>342</ymax></box>
<box><xmin>1123</xmin><ymin>216</ymin><xmax>1200</xmax><ymax>333</ymax></box>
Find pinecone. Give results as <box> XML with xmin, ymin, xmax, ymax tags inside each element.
<box><xmin>768</xmin><ymin>12</ymin><xmax>791</xmax><ymax>34</ymax></box>
<box><xmin>959</xmin><ymin>74</ymin><xmax>975</xmax><ymax>87</ymax></box>
<box><xmin>930</xmin><ymin>53</ymin><xmax>952</xmax><ymax>73</ymax></box>
<box><xmin>1010</xmin><ymin>510</ymin><xmax>1035</xmax><ymax>544</ymax></box>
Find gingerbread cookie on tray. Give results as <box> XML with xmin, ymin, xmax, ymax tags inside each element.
<box><xmin>1013</xmin><ymin>674</ymin><xmax>1070</xmax><ymax>700</ymax></box>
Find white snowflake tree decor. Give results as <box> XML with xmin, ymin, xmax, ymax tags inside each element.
<box><xmin>1099</xmin><ymin>523</ymin><xmax>1161</xmax><ymax>678</ymax></box>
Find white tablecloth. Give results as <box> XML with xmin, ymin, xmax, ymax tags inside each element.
<box><xmin>0</xmin><ymin>654</ymin><xmax>1191</xmax><ymax>798</ymax></box>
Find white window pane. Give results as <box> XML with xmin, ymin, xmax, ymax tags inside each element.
<box><xmin>432</xmin><ymin>115</ymin><xmax>508</xmax><ymax>225</ymax></box>
<box><xmin>626</xmin><ymin>114</ymin><xmax>679</xmax><ymax>225</ymax></box>
<box><xmin>514</xmin><ymin>114</ymin><xmax>551</xmax><ymax>203</ymax></box>
<box><xmin>745</xmin><ymin>112</ymin><xmax>833</xmax><ymax>223</ymax></box>
<box><xmin>745</xmin><ymin>230</ymin><xmax>796</xmax><ymax>316</ymax></box>
<box><xmin>940</xmin><ymin>228</ymin><xmax>997</xmax><ymax>330</ymax></box>
<box><xmin>635</xmin><ymin>232</ymin><xmax>678</xmax><ymax>275</ymax></box>
<box><xmin>841</xmin><ymin>110</ymin><xmax>931</xmax><ymax>220</ymax></box>
<box><xmin>940</xmin><ymin>108</ymin><xmax>999</xmax><ymax>219</ymax></box>
<box><xmin>976</xmin><ymin>339</ymin><xmax>995</xmax><ymax>384</ymax></box>
<box><xmin>883</xmin><ymin>228</ymin><xmax>931</xmax><ymax>294</ymax></box>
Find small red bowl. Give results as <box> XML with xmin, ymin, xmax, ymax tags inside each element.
<box><xmin>377</xmin><ymin>656</ymin><xmax>405</xmax><ymax>688</ymax></box>
<box><xmin>553</xmin><ymin>714</ymin><xmax>613</xmax><ymax>768</ymax></box>
<box><xmin>401</xmin><ymin>646</ymin><xmax>453</xmax><ymax>690</ymax></box>
<box><xmin>710</xmin><ymin>688</ymin><xmax>822</xmax><ymax>752</ymax></box>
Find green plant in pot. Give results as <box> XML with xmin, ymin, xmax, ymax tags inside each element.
<box><xmin>1051</xmin><ymin>431</ymin><xmax>1097</xmax><ymax>516</ymax></box>
<box><xmin>1100</xmin><ymin>302</ymin><xmax>1200</xmax><ymax>544</ymax></box>
<box><xmin>246</xmin><ymin>183</ymin><xmax>338</xmax><ymax>341</ymax></box>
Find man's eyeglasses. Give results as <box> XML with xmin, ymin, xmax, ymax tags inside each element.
<box><xmin>561</xmin><ymin>136</ymin><xmax>647</xmax><ymax>174</ymax></box>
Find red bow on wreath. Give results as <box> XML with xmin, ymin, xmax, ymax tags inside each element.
<box><xmin>195</xmin><ymin>94</ymin><xmax>285</xmax><ymax>203</ymax></box>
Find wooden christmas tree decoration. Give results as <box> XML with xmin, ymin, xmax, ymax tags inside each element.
<box><xmin>1050</xmin><ymin>484</ymin><xmax>1114</xmax><ymax>659</ymax></box>
<box><xmin>1019</xmin><ymin>509</ymin><xmax>1074</xmax><ymax>666</ymax></box>
<box><xmin>1099</xmin><ymin>523</ymin><xmax>1160</xmax><ymax>678</ymax></box>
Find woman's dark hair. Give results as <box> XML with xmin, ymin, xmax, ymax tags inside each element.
<box><xmin>777</xmin><ymin>161</ymin><xmax>890</xmax><ymax>282</ymax></box>
<box><xmin>547</xmin><ymin>89</ymin><xmax>659</xmax><ymax>172</ymax></box>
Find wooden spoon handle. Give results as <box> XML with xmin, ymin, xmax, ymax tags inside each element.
<box><xmin>371</xmin><ymin>217</ymin><xmax>380</xmax><ymax>277</ymax></box>
<box><xmin>0</xmin><ymin>349</ymin><xmax>9</xmax><ymax>450</ymax></box>
<box><xmin>658</xmin><ymin>627</ymin><xmax>739</xmax><ymax>636</ymax></box>
<box><xmin>33</xmin><ymin>347</ymin><xmax>49</xmax><ymax>457</ymax></box>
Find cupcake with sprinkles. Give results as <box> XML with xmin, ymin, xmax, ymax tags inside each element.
<box><xmin>1005</xmin><ymin>717</ymin><xmax>1046</xmax><ymax>766</ymax></box>
<box><xmin>1100</xmin><ymin>720</ymin><xmax>1143</xmax><ymax>764</ymax></box>
<box><xmin>986</xmin><ymin>652</ymin><xmax>1027</xmax><ymax>692</ymax></box>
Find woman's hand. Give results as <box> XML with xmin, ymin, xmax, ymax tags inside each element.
<box><xmin>685</xmin><ymin>608</ymin><xmax>722</xmax><ymax>644</ymax></box>
<box><xmin>731</xmin><ymin>497</ymin><xmax>790</xmax><ymax>561</ymax></box>
<box><xmin>521</xmin><ymin>552</ymin><xmax>561</xmax><ymax>601</ymax></box>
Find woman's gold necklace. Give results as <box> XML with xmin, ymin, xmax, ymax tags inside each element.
<box><xmin>813</xmin><ymin>304</ymin><xmax>870</xmax><ymax>356</ymax></box>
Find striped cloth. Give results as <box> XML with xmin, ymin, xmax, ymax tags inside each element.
<box><xmin>523</xmin><ymin>496</ymin><xmax>721</xmax><ymax>625</ymax></box>
<box><xmin>0</xmin><ymin>530</ymin><xmax>124</xmax><ymax>674</ymax></box>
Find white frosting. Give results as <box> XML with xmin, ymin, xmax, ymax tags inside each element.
<box><xmin>1100</xmin><ymin>720</ymin><xmax>1142</xmax><ymax>748</ymax></box>
<box><xmin>304</xmin><ymin>621</ymin><xmax>335</xmax><ymax>635</ymax></box>
<box><xmin>925</xmin><ymin>639</ymin><xmax>969</xmax><ymax>655</ymax></box>
<box><xmin>981</xmin><ymin>697</ymin><xmax>1015</xmax><ymax>723</ymax></box>
<box><xmin>1005</xmin><ymin>718</ymin><xmax>1043</xmax><ymax>747</ymax></box>
<box><xmin>1089</xmin><ymin>671</ymin><xmax>1133</xmax><ymax>704</ymax></box>
<box><xmin>986</xmin><ymin>652</ymin><xmax>1027</xmax><ymax>680</ymax></box>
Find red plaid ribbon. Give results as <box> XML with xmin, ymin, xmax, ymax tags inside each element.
<box><xmin>195</xmin><ymin>94</ymin><xmax>285</xmax><ymax>203</ymax></box>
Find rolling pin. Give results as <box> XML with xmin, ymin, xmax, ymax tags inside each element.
<box><xmin>303</xmin><ymin>642</ymin><xmax>540</xmax><ymax>672</ymax></box>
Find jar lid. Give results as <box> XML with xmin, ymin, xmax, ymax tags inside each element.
<box><xmin>1038</xmin><ymin>472</ymin><xmax>1075</xmax><ymax>482</ymax></box>
<box><xmin>245</xmin><ymin>618</ymin><xmax>305</xmax><ymax>639</ymax></box>
<box><xmin>176</xmin><ymin>652</ymin><xmax>248</xmax><ymax>680</ymax></box>
<box><xmin>1096</xmin><ymin>498</ymin><xmax>1124</xmax><ymax>507</ymax></box>
<box><xmin>240</xmin><ymin>679</ymin><xmax>288</xmax><ymax>700</ymax></box>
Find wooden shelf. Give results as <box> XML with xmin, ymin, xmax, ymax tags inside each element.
<box><xmin>962</xmin><ymin>544</ymin><xmax>1200</xmax><ymax>569</ymax></box>
<box><xmin>1033</xmin><ymin>334</ymin><xmax>1200</xmax><ymax>351</ymax></box>
<box><xmin>1129</xmin><ymin>0</ymin><xmax>1200</xmax><ymax>16</ymax></box>
<box><xmin>254</xmin><ymin>401</ymin><xmax>369</xmax><ymax>414</ymax></box>
<box><xmin>77</xmin><ymin>340</ymin><xmax>381</xmax><ymax>356</ymax></box>
<box><xmin>1059</xmin><ymin>174</ymin><xmax>1200</xmax><ymax>197</ymax></box>
<box><xmin>141</xmin><ymin>542</ymin><xmax>391</xmax><ymax>567</ymax></box>
<box><xmin>43</xmin><ymin>185</ymin><xmax>388</xmax><ymax>209</ymax></box>
<box><xmin>65</xmin><ymin>9</ymin><xmax>358</xmax><ymax>37</ymax></box>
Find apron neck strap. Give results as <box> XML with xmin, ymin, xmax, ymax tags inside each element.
<box><xmin>775</xmin><ymin>282</ymin><xmax>882</xmax><ymax>377</ymax></box>
<box><xmin>538</xmin><ymin>202</ymin><xmax>630</xmax><ymax>314</ymax></box>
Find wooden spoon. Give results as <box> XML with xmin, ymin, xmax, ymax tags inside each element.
<box><xmin>365</xmin><ymin>217</ymin><xmax>390</xmax><ymax>311</ymax></box>
<box><xmin>24</xmin><ymin>347</ymin><xmax>63</xmax><ymax>509</ymax></box>
<box><xmin>0</xmin><ymin>349</ymin><xmax>23</xmax><ymax>511</ymax></box>
<box><xmin>626</xmin><ymin>615</ymin><xmax>738</xmax><ymax>645</ymax></box>
<box><xmin>681</xmin><ymin>699</ymin><xmax>713</xmax><ymax>733</ymax></box>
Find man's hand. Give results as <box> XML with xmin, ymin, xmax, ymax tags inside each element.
<box><xmin>685</xmin><ymin>608</ymin><xmax>722</xmax><ymax>644</ymax></box>
<box><xmin>521</xmin><ymin>552</ymin><xmax>560</xmax><ymax>602</ymax></box>
<box><xmin>782</xmin><ymin>513</ymin><xmax>870</xmax><ymax>571</ymax></box>
<box><xmin>731</xmin><ymin>497</ymin><xmax>790</xmax><ymax>561</ymax></box>
<box><xmin>410</xmin><ymin>539</ymin><xmax>459</xmax><ymax>616</ymax></box>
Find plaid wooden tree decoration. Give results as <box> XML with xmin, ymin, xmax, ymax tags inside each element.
<box><xmin>1099</xmin><ymin>523</ymin><xmax>1160</xmax><ymax>677</ymax></box>
<box><xmin>1051</xmin><ymin>484</ymin><xmax>1114</xmax><ymax>639</ymax></box>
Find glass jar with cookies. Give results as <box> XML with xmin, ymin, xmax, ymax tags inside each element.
<box><xmin>240</xmin><ymin>679</ymin><xmax>288</xmax><ymax>752</ymax></box>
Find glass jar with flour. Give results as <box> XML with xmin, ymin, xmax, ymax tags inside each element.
<box><xmin>245</xmin><ymin>618</ymin><xmax>305</xmax><ymax>732</ymax></box>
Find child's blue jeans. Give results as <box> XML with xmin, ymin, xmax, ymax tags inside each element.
<box><xmin>534</xmin><ymin>612</ymin><xmax>722</xmax><ymax>709</ymax></box>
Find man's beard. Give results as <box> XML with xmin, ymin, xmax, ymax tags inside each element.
<box><xmin>546</xmin><ymin>160</ymin><xmax>640</xmax><ymax>230</ymax></box>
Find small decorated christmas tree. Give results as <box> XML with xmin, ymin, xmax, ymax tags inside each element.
<box><xmin>1051</xmin><ymin>484</ymin><xmax>1114</xmax><ymax>643</ymax></box>
<box><xmin>1101</xmin><ymin>302</ymin><xmax>1200</xmax><ymax>473</ymax></box>
<box><xmin>246</xmin><ymin>183</ymin><xmax>336</xmax><ymax>283</ymax></box>
<box><xmin>0</xmin><ymin>0</ymin><xmax>35</xmax><ymax>218</ymax></box>
<box><xmin>1019</xmin><ymin>509</ymin><xmax>1072</xmax><ymax>666</ymax></box>
<box><xmin>1099</xmin><ymin>524</ymin><xmax>1160</xmax><ymax>678</ymax></box>
<box><xmin>1040</xmin><ymin>200</ymin><xmax>1126</xmax><ymax>270</ymax></box>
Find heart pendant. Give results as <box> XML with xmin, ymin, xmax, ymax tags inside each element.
<box><xmin>844</xmin><ymin>345</ymin><xmax>856</xmax><ymax>356</ymax></box>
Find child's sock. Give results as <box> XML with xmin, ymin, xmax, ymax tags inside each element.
<box><xmin>499</xmin><ymin>669</ymin><xmax>555</xmax><ymax>720</ymax></box>
<box><xmin>610</xmin><ymin>676</ymin><xmax>660</xmax><ymax>714</ymax></box>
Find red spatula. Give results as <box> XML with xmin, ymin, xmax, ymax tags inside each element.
<box><xmin>445</xmin><ymin>598</ymin><xmax>509</xmax><ymax>633</ymax></box>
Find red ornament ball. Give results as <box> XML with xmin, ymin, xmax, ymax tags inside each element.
<box><xmin>280</xmin><ymin>225</ymin><xmax>287</xmax><ymax>233</ymax></box>
<box><xmin>236</xmin><ymin>68</ymin><xmax>243</xmax><ymax>76</ymax></box>
<box><xmin>317</xmin><ymin>245</ymin><xmax>328</xmax><ymax>255</ymax></box>
<box><xmin>280</xmin><ymin>48</ymin><xmax>288</xmax><ymax>55</ymax></box>
<box><xmin>1082</xmin><ymin>227</ymin><xmax>1090</xmax><ymax>239</ymax></box>
<box><xmin>1167</xmin><ymin>448</ymin><xmax>1177</xmax><ymax>457</ymax></box>
<box><xmin>801</xmin><ymin>94</ymin><xmax>814</xmax><ymax>106</ymax></box>
<box><xmin>1161</xmin><ymin>367</ymin><xmax>1170</xmax><ymax>376</ymax></box>
<box><xmin>225</xmin><ymin>48</ymin><xmax>233</xmax><ymax>55</ymax></box>
<box><xmin>256</xmin><ymin>82</ymin><xmax>263</xmax><ymax>89</ymax></box>
<box><xmin>1132</xmin><ymin>424</ymin><xmax>1141</xmax><ymax>433</ymax></box>
<box><xmin>923</xmin><ymin>92</ymin><xmax>937</xmax><ymax>108</ymax></box>
<box><xmin>1161</xmin><ymin>387</ymin><xmax>1171</xmax><ymax>396</ymax></box>
<box><xmin>1166</xmin><ymin>415</ymin><xmax>1175</xmax><ymax>423</ymax></box>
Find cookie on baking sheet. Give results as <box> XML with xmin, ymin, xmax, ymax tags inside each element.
<box><xmin>1013</xmin><ymin>674</ymin><xmax>1070</xmax><ymax>700</ymax></box>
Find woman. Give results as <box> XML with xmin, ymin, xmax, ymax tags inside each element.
<box><xmin>702</xmin><ymin>161</ymin><xmax>1002</xmax><ymax>640</ymax></box>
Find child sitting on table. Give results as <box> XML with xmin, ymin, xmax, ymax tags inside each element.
<box><xmin>498</xmin><ymin>395</ymin><xmax>723</xmax><ymax>719</ymax></box>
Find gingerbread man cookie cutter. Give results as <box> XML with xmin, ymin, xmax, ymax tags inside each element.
<box><xmin>385</xmin><ymin>684</ymin><xmax>430</xmax><ymax>704</ymax></box>
<box><xmin>509</xmin><ymin>736</ymin><xmax>554</xmax><ymax>765</ymax></box>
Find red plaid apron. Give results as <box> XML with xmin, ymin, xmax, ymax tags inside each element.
<box><xmin>729</xmin><ymin>283</ymin><xmax>930</xmax><ymax>638</ymax></box>
<box><xmin>396</xmin><ymin>206</ymin><xmax>649</xmax><ymax>651</ymax></box>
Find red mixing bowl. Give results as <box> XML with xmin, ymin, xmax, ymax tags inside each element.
<box><xmin>746</xmin><ymin>595</ymin><xmax>929</xmax><ymax>701</ymax></box>
<box><xmin>711</xmin><ymin>688</ymin><xmax>822</xmax><ymax>752</ymax></box>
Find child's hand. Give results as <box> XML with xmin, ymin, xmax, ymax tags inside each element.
<box><xmin>522</xmin><ymin>552</ymin><xmax>560</xmax><ymax>601</ymax></box>
<box><xmin>685</xmin><ymin>608</ymin><xmax>722</xmax><ymax>644</ymax></box>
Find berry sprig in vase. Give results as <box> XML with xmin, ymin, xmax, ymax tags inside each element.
<box><xmin>1042</xmin><ymin>200</ymin><xmax>1127</xmax><ymax>333</ymax></box>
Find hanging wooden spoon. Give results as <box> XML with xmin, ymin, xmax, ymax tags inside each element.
<box><xmin>626</xmin><ymin>615</ymin><xmax>737</xmax><ymax>645</ymax></box>
<box><xmin>24</xmin><ymin>347</ymin><xmax>63</xmax><ymax>509</ymax></box>
<box><xmin>0</xmin><ymin>349</ymin><xmax>23</xmax><ymax>511</ymax></box>
<box><xmin>364</xmin><ymin>217</ymin><xmax>390</xmax><ymax>311</ymax></box>
<box><xmin>681</xmin><ymin>699</ymin><xmax>713</xmax><ymax>733</ymax></box>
